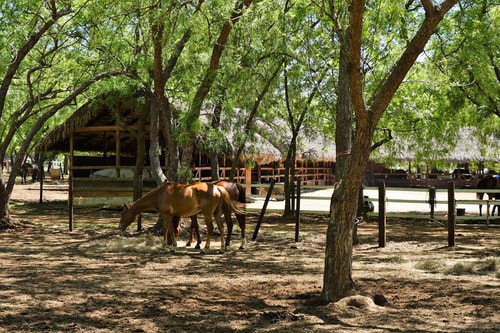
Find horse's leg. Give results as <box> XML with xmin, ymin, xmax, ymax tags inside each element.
<box><xmin>214</xmin><ymin>202</ymin><xmax>225</xmax><ymax>252</ymax></box>
<box><xmin>186</xmin><ymin>216</ymin><xmax>194</xmax><ymax>247</ymax></box>
<box><xmin>186</xmin><ymin>215</ymin><xmax>202</xmax><ymax>249</ymax></box>
<box><xmin>170</xmin><ymin>216</ymin><xmax>182</xmax><ymax>245</ymax></box>
<box><xmin>202</xmin><ymin>203</ymin><xmax>225</xmax><ymax>253</ymax></box>
<box><xmin>162</xmin><ymin>214</ymin><xmax>176</xmax><ymax>252</ymax></box>
<box><xmin>237</xmin><ymin>212</ymin><xmax>247</xmax><ymax>250</ymax></box>
<box><xmin>195</xmin><ymin>216</ymin><xmax>201</xmax><ymax>248</ymax></box>
<box><xmin>223</xmin><ymin>205</ymin><xmax>233</xmax><ymax>249</ymax></box>
<box><xmin>203</xmin><ymin>214</ymin><xmax>214</xmax><ymax>251</ymax></box>
<box><xmin>477</xmin><ymin>193</ymin><xmax>484</xmax><ymax>216</ymax></box>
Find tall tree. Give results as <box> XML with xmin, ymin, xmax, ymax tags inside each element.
<box><xmin>321</xmin><ymin>0</ymin><xmax>459</xmax><ymax>303</ymax></box>
<box><xmin>0</xmin><ymin>1</ymin><xmax>130</xmax><ymax>227</ymax></box>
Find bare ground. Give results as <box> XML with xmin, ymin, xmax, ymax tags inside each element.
<box><xmin>0</xmin><ymin>182</ymin><xmax>499</xmax><ymax>332</ymax></box>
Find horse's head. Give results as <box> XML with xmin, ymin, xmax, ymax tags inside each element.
<box><xmin>119</xmin><ymin>203</ymin><xmax>135</xmax><ymax>231</ymax></box>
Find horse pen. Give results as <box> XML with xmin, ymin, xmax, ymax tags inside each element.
<box><xmin>1</xmin><ymin>178</ymin><xmax>499</xmax><ymax>332</ymax></box>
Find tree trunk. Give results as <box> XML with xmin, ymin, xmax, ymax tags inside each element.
<box><xmin>0</xmin><ymin>173</ymin><xmax>12</xmax><ymax>228</ymax></box>
<box><xmin>321</xmin><ymin>0</ymin><xmax>459</xmax><ymax>304</ymax></box>
<box><xmin>322</xmin><ymin>29</ymin><xmax>356</xmax><ymax>302</ymax></box>
<box><xmin>210</xmin><ymin>101</ymin><xmax>223</xmax><ymax>181</ymax></box>
<box><xmin>149</xmin><ymin>95</ymin><xmax>167</xmax><ymax>185</ymax></box>
<box><xmin>180</xmin><ymin>0</ymin><xmax>254</xmax><ymax>182</ymax></box>
<box><xmin>283</xmin><ymin>138</ymin><xmax>297</xmax><ymax>216</ymax></box>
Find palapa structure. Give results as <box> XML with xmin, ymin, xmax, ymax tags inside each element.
<box><xmin>38</xmin><ymin>91</ymin><xmax>338</xmax><ymax>227</ymax></box>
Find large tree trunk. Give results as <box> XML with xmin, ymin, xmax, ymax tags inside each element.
<box><xmin>322</xmin><ymin>29</ymin><xmax>356</xmax><ymax>302</ymax></box>
<box><xmin>321</xmin><ymin>0</ymin><xmax>459</xmax><ymax>304</ymax></box>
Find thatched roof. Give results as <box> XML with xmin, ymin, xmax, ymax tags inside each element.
<box><xmin>38</xmin><ymin>92</ymin><xmax>146</xmax><ymax>155</ymax></box>
<box><xmin>373</xmin><ymin>127</ymin><xmax>500</xmax><ymax>163</ymax></box>
<box><xmin>39</xmin><ymin>92</ymin><xmax>338</xmax><ymax>164</ymax></box>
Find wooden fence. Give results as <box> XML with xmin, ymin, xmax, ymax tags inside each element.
<box><xmin>246</xmin><ymin>181</ymin><xmax>499</xmax><ymax>246</ymax></box>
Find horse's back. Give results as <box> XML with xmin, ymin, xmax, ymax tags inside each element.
<box><xmin>215</xmin><ymin>180</ymin><xmax>246</xmax><ymax>203</ymax></box>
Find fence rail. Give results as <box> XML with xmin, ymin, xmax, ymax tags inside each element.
<box><xmin>243</xmin><ymin>182</ymin><xmax>500</xmax><ymax>224</ymax></box>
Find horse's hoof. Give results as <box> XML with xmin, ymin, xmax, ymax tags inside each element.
<box><xmin>195</xmin><ymin>244</ymin><xmax>201</xmax><ymax>250</ymax></box>
<box><xmin>239</xmin><ymin>245</ymin><xmax>246</xmax><ymax>250</ymax></box>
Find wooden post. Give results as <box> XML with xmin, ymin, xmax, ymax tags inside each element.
<box><xmin>486</xmin><ymin>201</ymin><xmax>490</xmax><ymax>227</ymax></box>
<box><xmin>69</xmin><ymin>132</ymin><xmax>74</xmax><ymax>232</ymax></box>
<box><xmin>136</xmin><ymin>176</ymin><xmax>143</xmax><ymax>232</ymax></box>
<box><xmin>295</xmin><ymin>180</ymin><xmax>301</xmax><ymax>242</ymax></box>
<box><xmin>245</xmin><ymin>162</ymin><xmax>252</xmax><ymax>195</ymax></box>
<box><xmin>39</xmin><ymin>168</ymin><xmax>44</xmax><ymax>204</ymax></box>
<box><xmin>447</xmin><ymin>181</ymin><xmax>455</xmax><ymax>247</ymax></box>
<box><xmin>429</xmin><ymin>186</ymin><xmax>436</xmax><ymax>221</ymax></box>
<box><xmin>115</xmin><ymin>129</ymin><xmax>121</xmax><ymax>178</ymax></box>
<box><xmin>378</xmin><ymin>181</ymin><xmax>386</xmax><ymax>248</ymax></box>
<box><xmin>252</xmin><ymin>179</ymin><xmax>275</xmax><ymax>241</ymax></box>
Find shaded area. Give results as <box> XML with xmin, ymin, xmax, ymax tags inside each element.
<box><xmin>0</xmin><ymin>205</ymin><xmax>499</xmax><ymax>332</ymax></box>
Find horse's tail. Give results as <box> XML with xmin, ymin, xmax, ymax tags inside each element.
<box><xmin>236</xmin><ymin>182</ymin><xmax>246</xmax><ymax>204</ymax></box>
<box><xmin>218</xmin><ymin>186</ymin><xmax>246</xmax><ymax>216</ymax></box>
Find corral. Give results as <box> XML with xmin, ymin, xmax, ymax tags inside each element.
<box><xmin>1</xmin><ymin>182</ymin><xmax>499</xmax><ymax>332</ymax></box>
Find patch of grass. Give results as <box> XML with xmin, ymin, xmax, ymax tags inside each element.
<box><xmin>445</xmin><ymin>258</ymin><xmax>498</xmax><ymax>276</ymax></box>
<box><xmin>386</xmin><ymin>255</ymin><xmax>405</xmax><ymax>263</ymax></box>
<box><xmin>415</xmin><ymin>257</ymin><xmax>499</xmax><ymax>276</ymax></box>
<box><xmin>414</xmin><ymin>259</ymin><xmax>445</xmax><ymax>273</ymax></box>
<box><xmin>81</xmin><ymin>232</ymin><xmax>162</xmax><ymax>254</ymax></box>
<box><xmin>447</xmin><ymin>262</ymin><xmax>475</xmax><ymax>275</ymax></box>
<box><xmin>76</xmin><ymin>223</ymin><xmax>113</xmax><ymax>230</ymax></box>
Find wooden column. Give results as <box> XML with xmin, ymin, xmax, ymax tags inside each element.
<box><xmin>447</xmin><ymin>182</ymin><xmax>456</xmax><ymax>247</ymax></box>
<box><xmin>115</xmin><ymin>129</ymin><xmax>121</xmax><ymax>178</ymax></box>
<box><xmin>378</xmin><ymin>181</ymin><xmax>386</xmax><ymax>247</ymax></box>
<box><xmin>69</xmin><ymin>132</ymin><xmax>74</xmax><ymax>232</ymax></box>
<box><xmin>245</xmin><ymin>162</ymin><xmax>251</xmax><ymax>195</ymax></box>
<box><xmin>295</xmin><ymin>180</ymin><xmax>301</xmax><ymax>242</ymax></box>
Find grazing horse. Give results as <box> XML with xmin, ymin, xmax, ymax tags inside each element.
<box><xmin>174</xmin><ymin>180</ymin><xmax>246</xmax><ymax>250</ymax></box>
<box><xmin>119</xmin><ymin>182</ymin><xmax>243</xmax><ymax>253</ymax></box>
<box><xmin>476</xmin><ymin>174</ymin><xmax>500</xmax><ymax>216</ymax></box>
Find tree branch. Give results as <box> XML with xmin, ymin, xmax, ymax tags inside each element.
<box><xmin>367</xmin><ymin>0</ymin><xmax>459</xmax><ymax>126</ymax></box>
<box><xmin>0</xmin><ymin>4</ymin><xmax>70</xmax><ymax>119</ymax></box>
<box><xmin>348</xmin><ymin>0</ymin><xmax>368</xmax><ymax>124</ymax></box>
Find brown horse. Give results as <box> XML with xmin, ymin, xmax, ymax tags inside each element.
<box><xmin>119</xmin><ymin>182</ymin><xmax>243</xmax><ymax>253</ymax></box>
<box><xmin>174</xmin><ymin>180</ymin><xmax>246</xmax><ymax>250</ymax></box>
<box><xmin>476</xmin><ymin>174</ymin><xmax>500</xmax><ymax>216</ymax></box>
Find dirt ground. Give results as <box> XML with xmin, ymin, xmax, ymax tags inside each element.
<box><xmin>1</xmin><ymin>181</ymin><xmax>499</xmax><ymax>332</ymax></box>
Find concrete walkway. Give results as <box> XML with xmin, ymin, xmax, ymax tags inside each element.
<box><xmin>246</xmin><ymin>187</ymin><xmax>493</xmax><ymax>217</ymax></box>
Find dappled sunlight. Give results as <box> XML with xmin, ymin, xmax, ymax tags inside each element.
<box><xmin>2</xmin><ymin>202</ymin><xmax>499</xmax><ymax>332</ymax></box>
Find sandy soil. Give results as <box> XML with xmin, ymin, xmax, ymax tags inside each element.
<box><xmin>1</xmin><ymin>180</ymin><xmax>499</xmax><ymax>332</ymax></box>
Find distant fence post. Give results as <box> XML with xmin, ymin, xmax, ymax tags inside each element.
<box><xmin>295</xmin><ymin>180</ymin><xmax>301</xmax><ymax>242</ymax></box>
<box><xmin>447</xmin><ymin>182</ymin><xmax>456</xmax><ymax>247</ymax></box>
<box><xmin>378</xmin><ymin>182</ymin><xmax>386</xmax><ymax>248</ymax></box>
<box><xmin>429</xmin><ymin>186</ymin><xmax>436</xmax><ymax>221</ymax></box>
